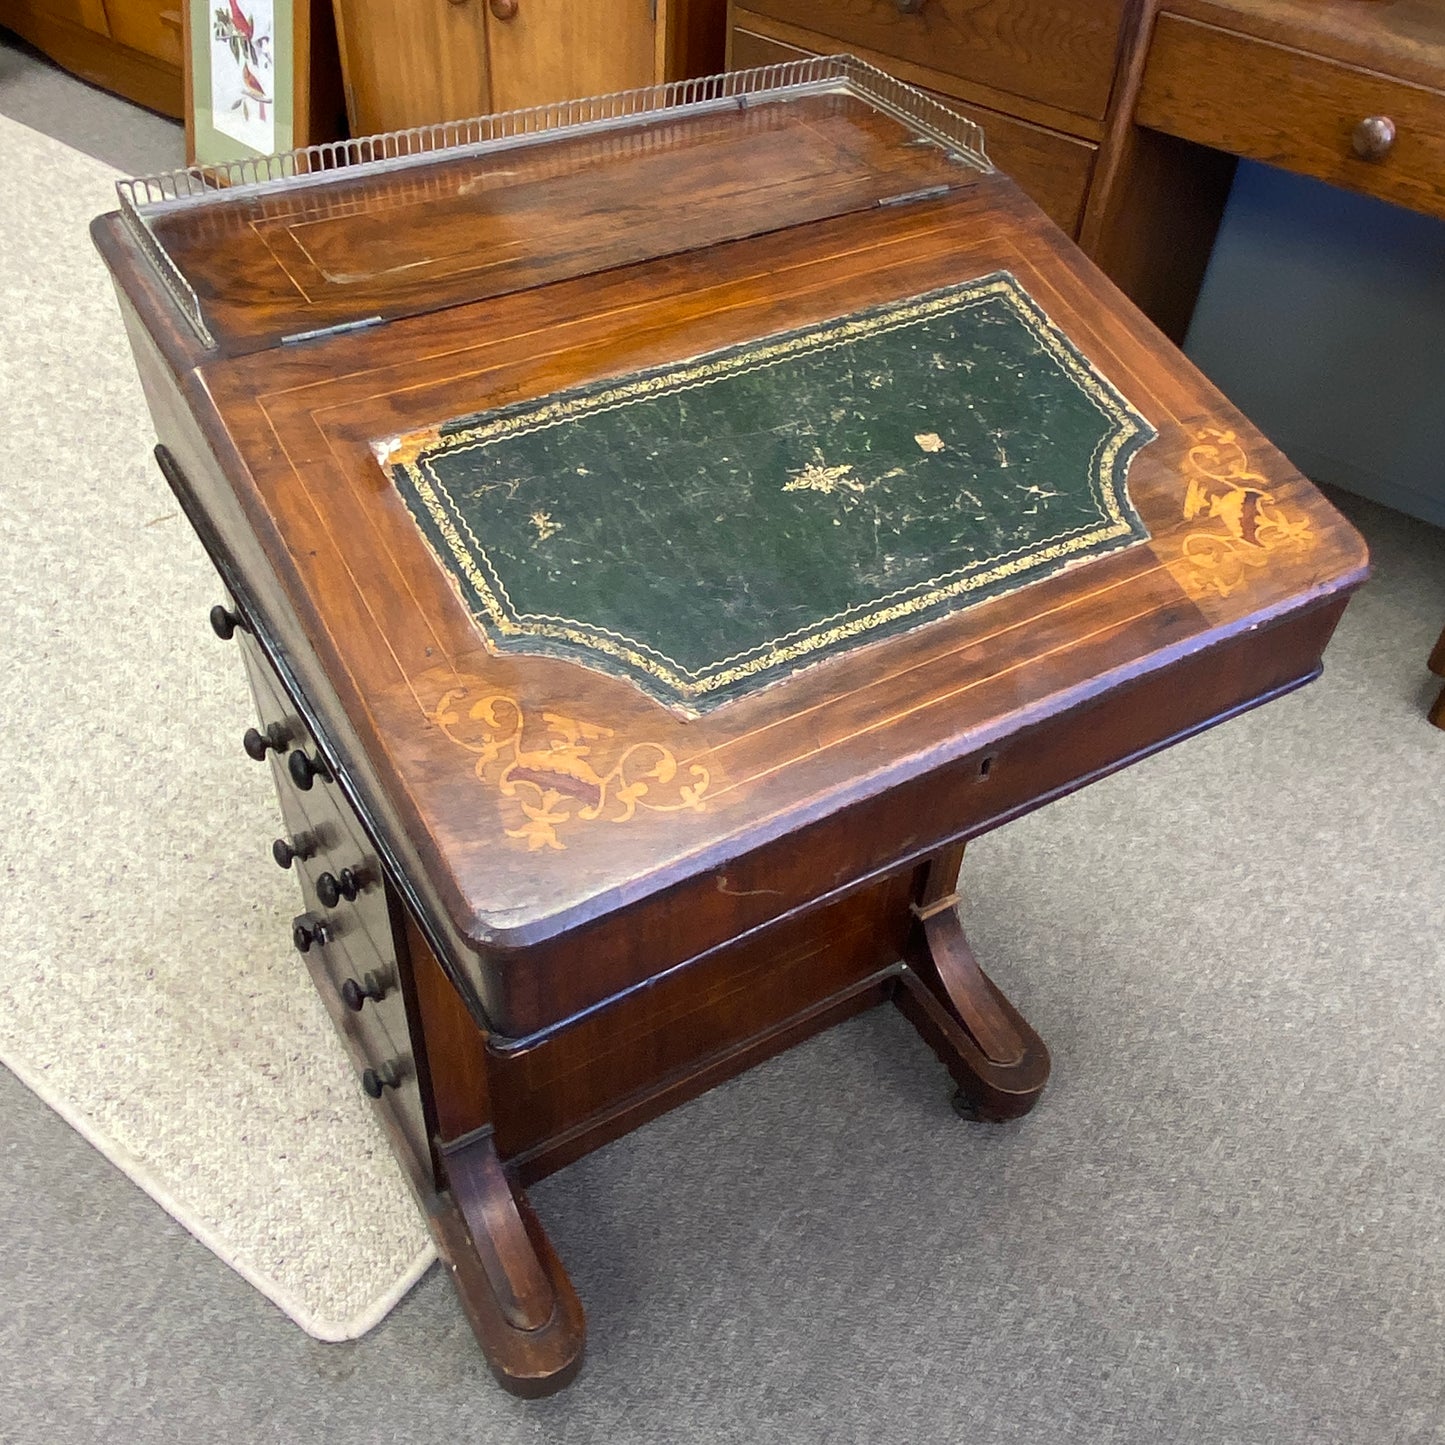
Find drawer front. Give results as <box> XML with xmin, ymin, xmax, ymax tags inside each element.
<box><xmin>1138</xmin><ymin>16</ymin><xmax>1445</xmax><ymax>222</ymax></box>
<box><xmin>733</xmin><ymin>0</ymin><xmax>1128</xmax><ymax>121</ymax></box>
<box><xmin>231</xmin><ymin>631</ymin><xmax>431</xmax><ymax>1166</ymax></box>
<box><xmin>731</xmin><ymin>26</ymin><xmax>1096</xmax><ymax>234</ymax></box>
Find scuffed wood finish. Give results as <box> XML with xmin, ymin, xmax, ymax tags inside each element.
<box><xmin>96</xmin><ymin>80</ymin><xmax>1368</xmax><ymax>1393</ymax></box>
<box><xmin>143</xmin><ymin>94</ymin><xmax>973</xmax><ymax>356</ymax></box>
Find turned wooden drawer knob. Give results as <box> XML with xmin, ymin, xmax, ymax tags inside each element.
<box><xmin>272</xmin><ymin>834</ymin><xmax>314</xmax><ymax>869</ymax></box>
<box><xmin>489</xmin><ymin>0</ymin><xmax>518</xmax><ymax>17</ymax></box>
<box><xmin>894</xmin><ymin>0</ymin><xmax>926</xmax><ymax>12</ymax></box>
<box><xmin>316</xmin><ymin>867</ymin><xmax>363</xmax><ymax>908</ymax></box>
<box><xmin>1351</xmin><ymin>115</ymin><xmax>1395</xmax><ymax>161</ymax></box>
<box><xmin>292</xmin><ymin>916</ymin><xmax>331</xmax><ymax>953</ymax></box>
<box><xmin>209</xmin><ymin>604</ymin><xmax>246</xmax><ymax>640</ymax></box>
<box><xmin>341</xmin><ymin>970</ymin><xmax>392</xmax><ymax>1011</ymax></box>
<box><xmin>287</xmin><ymin>747</ymin><xmax>331</xmax><ymax>790</ymax></box>
<box><xmin>362</xmin><ymin>1060</ymin><xmax>404</xmax><ymax>1097</ymax></box>
<box><xmin>243</xmin><ymin>723</ymin><xmax>289</xmax><ymax>761</ymax></box>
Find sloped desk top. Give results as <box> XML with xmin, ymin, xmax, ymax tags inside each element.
<box><xmin>95</xmin><ymin>58</ymin><xmax>1367</xmax><ymax>1017</ymax></box>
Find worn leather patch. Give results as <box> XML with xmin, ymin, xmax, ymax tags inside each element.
<box><xmin>390</xmin><ymin>272</ymin><xmax>1155</xmax><ymax>713</ymax></box>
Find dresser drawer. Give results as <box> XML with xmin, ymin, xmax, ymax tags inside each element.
<box><xmin>734</xmin><ymin>0</ymin><xmax>1127</xmax><ymax>121</ymax></box>
<box><xmin>731</xmin><ymin>25</ymin><xmax>1096</xmax><ymax>234</ymax></box>
<box><xmin>1138</xmin><ymin>15</ymin><xmax>1445</xmax><ymax>221</ymax></box>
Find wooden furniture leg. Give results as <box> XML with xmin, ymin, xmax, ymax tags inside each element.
<box><xmin>894</xmin><ymin>844</ymin><xmax>1051</xmax><ymax>1121</ymax></box>
<box><xmin>435</xmin><ymin>1129</ymin><xmax>586</xmax><ymax>1398</ymax></box>
<box><xmin>1428</xmin><ymin>626</ymin><xmax>1445</xmax><ymax>730</ymax></box>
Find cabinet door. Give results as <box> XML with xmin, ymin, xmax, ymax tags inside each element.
<box><xmin>332</xmin><ymin>0</ymin><xmax>493</xmax><ymax>135</ymax></box>
<box><xmin>485</xmin><ymin>0</ymin><xmax>662</xmax><ymax>113</ymax></box>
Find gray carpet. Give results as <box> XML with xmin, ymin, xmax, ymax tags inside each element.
<box><xmin>3</xmin><ymin>35</ymin><xmax>1445</xmax><ymax>1444</ymax></box>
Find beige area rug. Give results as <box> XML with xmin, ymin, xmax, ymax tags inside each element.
<box><xmin>0</xmin><ymin>114</ymin><xmax>435</xmax><ymax>1339</ymax></box>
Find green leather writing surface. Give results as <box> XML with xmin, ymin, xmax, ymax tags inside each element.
<box><xmin>392</xmin><ymin>272</ymin><xmax>1155</xmax><ymax>713</ymax></box>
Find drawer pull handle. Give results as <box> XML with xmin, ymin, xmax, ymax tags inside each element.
<box><xmin>1351</xmin><ymin>115</ymin><xmax>1395</xmax><ymax>162</ymax></box>
<box><xmin>243</xmin><ymin>723</ymin><xmax>289</xmax><ymax>761</ymax></box>
<box><xmin>292</xmin><ymin>916</ymin><xmax>331</xmax><ymax>953</ymax></box>
<box><xmin>489</xmin><ymin>0</ymin><xmax>517</xmax><ymax>16</ymax></box>
<box><xmin>287</xmin><ymin>747</ymin><xmax>331</xmax><ymax>790</ymax></box>
<box><xmin>272</xmin><ymin>834</ymin><xmax>314</xmax><ymax>869</ymax></box>
<box><xmin>362</xmin><ymin>1060</ymin><xmax>404</xmax><ymax>1098</ymax></box>
<box><xmin>341</xmin><ymin>970</ymin><xmax>393</xmax><ymax>1011</ymax></box>
<box><xmin>894</xmin><ymin>0</ymin><xmax>926</xmax><ymax>12</ymax></box>
<box><xmin>209</xmin><ymin>604</ymin><xmax>246</xmax><ymax>640</ymax></box>
<box><xmin>316</xmin><ymin>868</ymin><xmax>364</xmax><ymax>908</ymax></box>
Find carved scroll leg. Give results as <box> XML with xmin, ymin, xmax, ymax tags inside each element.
<box><xmin>894</xmin><ymin>845</ymin><xmax>1051</xmax><ymax>1122</ymax></box>
<box><xmin>434</xmin><ymin>1129</ymin><xmax>585</xmax><ymax>1397</ymax></box>
<box><xmin>1427</xmin><ymin>625</ymin><xmax>1445</xmax><ymax>730</ymax></box>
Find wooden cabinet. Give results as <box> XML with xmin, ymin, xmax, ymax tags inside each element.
<box><xmin>333</xmin><ymin>0</ymin><xmax>728</xmax><ymax>136</ymax></box>
<box><xmin>1137</xmin><ymin>13</ymin><xmax>1445</xmax><ymax>222</ymax></box>
<box><xmin>726</xmin><ymin>0</ymin><xmax>1141</xmax><ymax>238</ymax></box>
<box><xmin>0</xmin><ymin>0</ymin><xmax>185</xmax><ymax>116</ymax></box>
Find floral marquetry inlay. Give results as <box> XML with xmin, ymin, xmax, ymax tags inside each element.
<box><xmin>1175</xmin><ymin>428</ymin><xmax>1312</xmax><ymax>598</ymax></box>
<box><xmin>432</xmin><ymin>689</ymin><xmax>711</xmax><ymax>851</ymax></box>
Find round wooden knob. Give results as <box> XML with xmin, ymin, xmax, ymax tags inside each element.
<box><xmin>243</xmin><ymin>723</ymin><xmax>289</xmax><ymax>761</ymax></box>
<box><xmin>361</xmin><ymin>1060</ymin><xmax>402</xmax><ymax>1098</ymax></box>
<box><xmin>895</xmin><ymin>0</ymin><xmax>926</xmax><ymax>12</ymax></box>
<box><xmin>316</xmin><ymin>868</ymin><xmax>362</xmax><ymax>909</ymax></box>
<box><xmin>341</xmin><ymin>970</ymin><xmax>391</xmax><ymax>1011</ymax></box>
<box><xmin>272</xmin><ymin>834</ymin><xmax>312</xmax><ymax>869</ymax></box>
<box><xmin>489</xmin><ymin>0</ymin><xmax>518</xmax><ymax>17</ymax></box>
<box><xmin>292</xmin><ymin>917</ymin><xmax>330</xmax><ymax>953</ymax></box>
<box><xmin>1351</xmin><ymin>115</ymin><xmax>1395</xmax><ymax>161</ymax></box>
<box><xmin>209</xmin><ymin>604</ymin><xmax>244</xmax><ymax>640</ymax></box>
<box><xmin>287</xmin><ymin>748</ymin><xmax>330</xmax><ymax>791</ymax></box>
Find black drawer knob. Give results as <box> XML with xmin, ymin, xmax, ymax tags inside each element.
<box><xmin>271</xmin><ymin>834</ymin><xmax>314</xmax><ymax>869</ymax></box>
<box><xmin>287</xmin><ymin>748</ymin><xmax>330</xmax><ymax>790</ymax></box>
<box><xmin>341</xmin><ymin>969</ymin><xmax>392</xmax><ymax>1011</ymax></box>
<box><xmin>361</xmin><ymin>1060</ymin><xmax>403</xmax><ymax>1098</ymax></box>
<box><xmin>209</xmin><ymin>604</ymin><xmax>246</xmax><ymax>640</ymax></box>
<box><xmin>316</xmin><ymin>867</ymin><xmax>363</xmax><ymax>909</ymax></box>
<box><xmin>243</xmin><ymin>723</ymin><xmax>289</xmax><ymax>761</ymax></box>
<box><xmin>292</xmin><ymin>916</ymin><xmax>330</xmax><ymax>953</ymax></box>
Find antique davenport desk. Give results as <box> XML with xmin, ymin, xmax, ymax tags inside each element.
<box><xmin>94</xmin><ymin>58</ymin><xmax>1367</xmax><ymax>1395</ymax></box>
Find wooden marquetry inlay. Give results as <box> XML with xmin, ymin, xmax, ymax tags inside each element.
<box><xmin>1174</xmin><ymin>427</ymin><xmax>1313</xmax><ymax>599</ymax></box>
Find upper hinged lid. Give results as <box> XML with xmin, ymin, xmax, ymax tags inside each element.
<box><xmin>116</xmin><ymin>55</ymin><xmax>991</xmax><ymax>356</ymax></box>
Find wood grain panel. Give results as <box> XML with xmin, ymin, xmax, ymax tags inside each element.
<box><xmin>1138</xmin><ymin>15</ymin><xmax>1445</xmax><ymax>221</ymax></box>
<box><xmin>485</xmin><ymin>0</ymin><xmax>661</xmax><ymax>113</ymax></box>
<box><xmin>731</xmin><ymin>26</ymin><xmax>1096</xmax><ymax>234</ymax></box>
<box><xmin>735</xmin><ymin>0</ymin><xmax>1129</xmax><ymax>120</ymax></box>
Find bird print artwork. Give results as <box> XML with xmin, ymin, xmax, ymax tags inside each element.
<box><xmin>209</xmin><ymin>0</ymin><xmax>276</xmax><ymax>151</ymax></box>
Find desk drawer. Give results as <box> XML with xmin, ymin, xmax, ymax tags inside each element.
<box><xmin>731</xmin><ymin>26</ymin><xmax>1097</xmax><ymax>234</ymax></box>
<box><xmin>1138</xmin><ymin>15</ymin><xmax>1445</xmax><ymax>222</ymax></box>
<box><xmin>733</xmin><ymin>0</ymin><xmax>1127</xmax><ymax>121</ymax></box>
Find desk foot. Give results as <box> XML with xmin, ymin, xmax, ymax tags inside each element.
<box><xmin>436</xmin><ymin>1129</ymin><xmax>585</xmax><ymax>1397</ymax></box>
<box><xmin>894</xmin><ymin>846</ymin><xmax>1051</xmax><ymax>1122</ymax></box>
<box><xmin>1428</xmin><ymin>625</ymin><xmax>1445</xmax><ymax>730</ymax></box>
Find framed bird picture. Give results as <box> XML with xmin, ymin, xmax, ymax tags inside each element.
<box><xmin>184</xmin><ymin>0</ymin><xmax>347</xmax><ymax>166</ymax></box>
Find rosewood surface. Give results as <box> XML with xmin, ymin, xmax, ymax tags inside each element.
<box><xmin>95</xmin><ymin>70</ymin><xmax>1367</xmax><ymax>1394</ymax></box>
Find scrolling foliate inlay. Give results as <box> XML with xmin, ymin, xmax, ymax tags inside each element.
<box><xmin>1174</xmin><ymin>428</ymin><xmax>1312</xmax><ymax>598</ymax></box>
<box><xmin>432</xmin><ymin>689</ymin><xmax>711</xmax><ymax>851</ymax></box>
